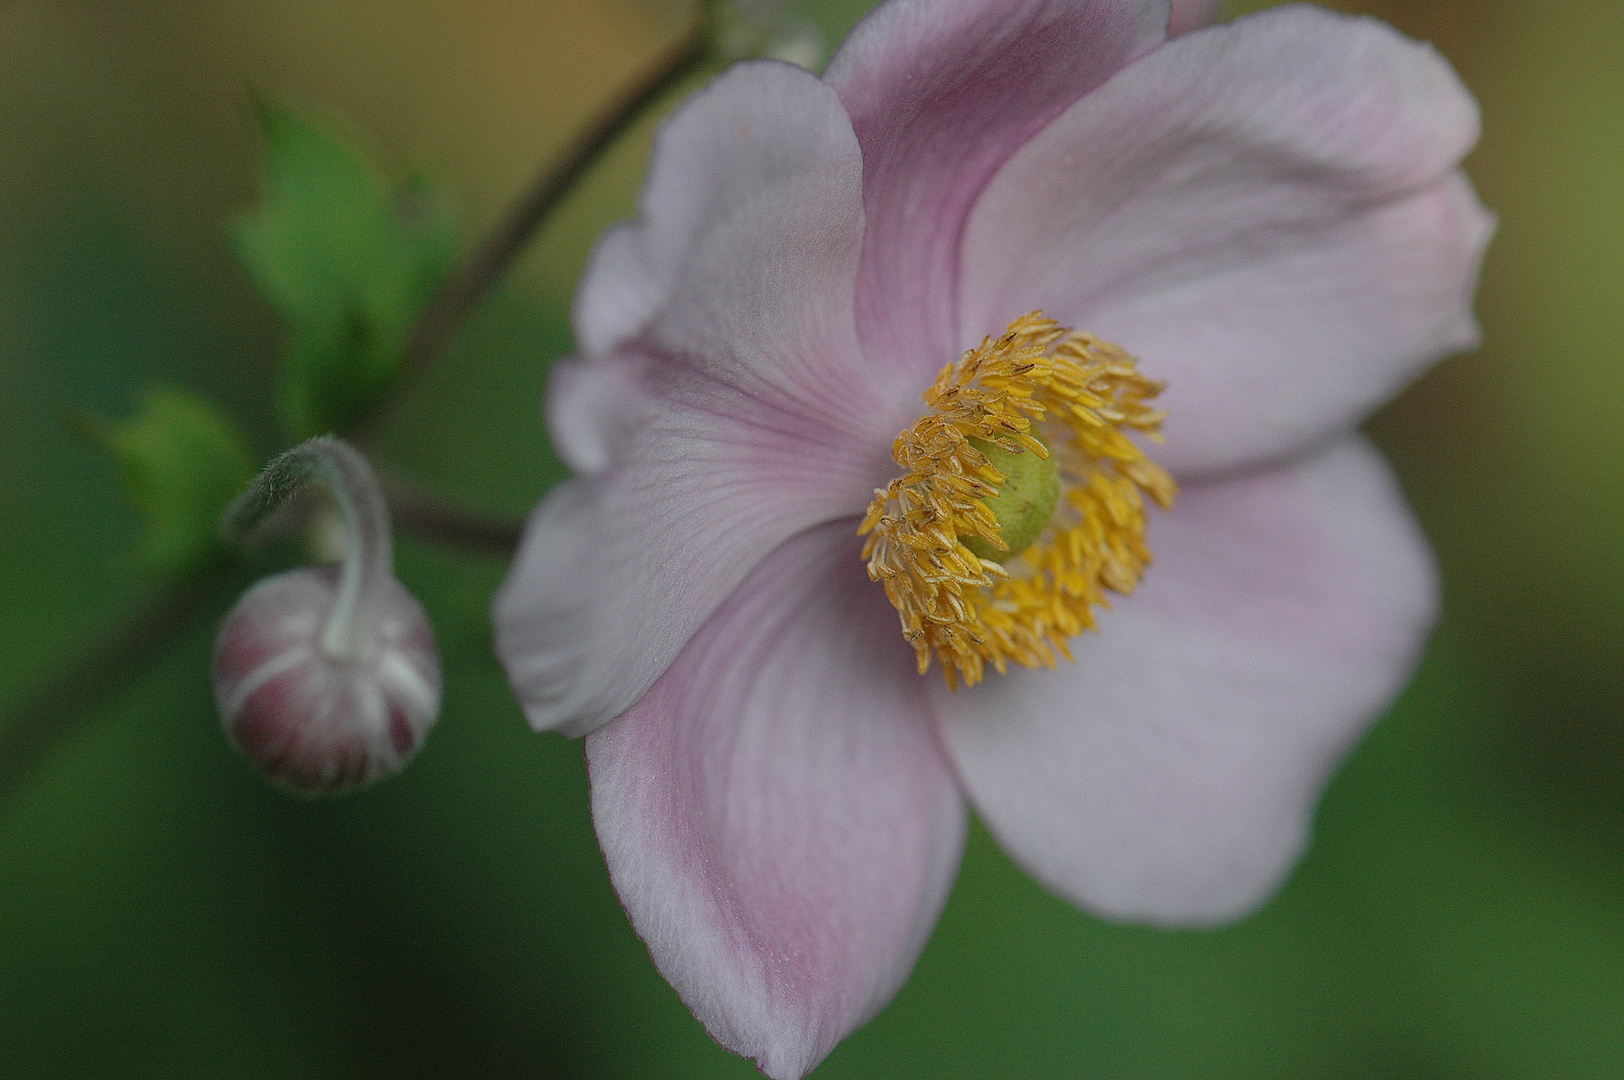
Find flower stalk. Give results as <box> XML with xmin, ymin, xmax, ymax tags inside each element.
<box><xmin>0</xmin><ymin>563</ymin><xmax>244</xmax><ymax>806</ymax></box>
<box><xmin>222</xmin><ymin>436</ymin><xmax>394</xmax><ymax>660</ymax></box>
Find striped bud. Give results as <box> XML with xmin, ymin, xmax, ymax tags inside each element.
<box><xmin>212</xmin><ymin>565</ymin><xmax>440</xmax><ymax>793</ymax></box>
<box><xmin>211</xmin><ymin>437</ymin><xmax>441</xmax><ymax>794</ymax></box>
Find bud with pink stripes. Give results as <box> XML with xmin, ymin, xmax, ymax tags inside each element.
<box><xmin>212</xmin><ymin>436</ymin><xmax>441</xmax><ymax>793</ymax></box>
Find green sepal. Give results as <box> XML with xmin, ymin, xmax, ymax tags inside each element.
<box><xmin>231</xmin><ymin>95</ymin><xmax>459</xmax><ymax>439</ymax></box>
<box><xmin>80</xmin><ymin>387</ymin><xmax>258</xmax><ymax>575</ymax></box>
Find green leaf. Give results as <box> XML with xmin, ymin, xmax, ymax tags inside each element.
<box><xmin>84</xmin><ymin>387</ymin><xmax>258</xmax><ymax>575</ymax></box>
<box><xmin>231</xmin><ymin>96</ymin><xmax>460</xmax><ymax>438</ymax></box>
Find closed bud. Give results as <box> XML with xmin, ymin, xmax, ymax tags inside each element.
<box><xmin>212</xmin><ymin>436</ymin><xmax>441</xmax><ymax>794</ymax></box>
<box><xmin>212</xmin><ymin>565</ymin><xmax>440</xmax><ymax>793</ymax></box>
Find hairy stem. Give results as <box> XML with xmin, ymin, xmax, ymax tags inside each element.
<box><xmin>224</xmin><ymin>436</ymin><xmax>395</xmax><ymax>660</ymax></box>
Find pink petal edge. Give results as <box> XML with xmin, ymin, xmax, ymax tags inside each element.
<box><xmin>934</xmin><ymin>435</ymin><xmax>1439</xmax><ymax>925</ymax></box>
<box><xmin>960</xmin><ymin>3</ymin><xmax>1493</xmax><ymax>476</ymax></box>
<box><xmin>497</xmin><ymin>63</ymin><xmax>903</xmax><ymax>737</ymax></box>
<box><xmin>587</xmin><ymin>523</ymin><xmax>966</xmax><ymax>1080</ymax></box>
<box><xmin>1167</xmin><ymin>0</ymin><xmax>1222</xmax><ymax>37</ymax></box>
<box><xmin>573</xmin><ymin>61</ymin><xmax>854</xmax><ymax>359</ymax></box>
<box><xmin>822</xmin><ymin>0</ymin><xmax>1169</xmax><ymax>393</ymax></box>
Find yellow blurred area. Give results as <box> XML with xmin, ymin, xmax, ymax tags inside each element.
<box><xmin>0</xmin><ymin>0</ymin><xmax>686</xmax><ymax>308</ymax></box>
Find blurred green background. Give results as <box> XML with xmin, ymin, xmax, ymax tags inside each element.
<box><xmin>1</xmin><ymin>0</ymin><xmax>1620</xmax><ymax>1075</ymax></box>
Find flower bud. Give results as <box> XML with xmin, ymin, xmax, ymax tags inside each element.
<box><xmin>213</xmin><ymin>436</ymin><xmax>441</xmax><ymax>794</ymax></box>
<box><xmin>212</xmin><ymin>565</ymin><xmax>441</xmax><ymax>793</ymax></box>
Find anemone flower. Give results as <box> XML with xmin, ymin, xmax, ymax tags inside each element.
<box><xmin>495</xmin><ymin>1</ymin><xmax>1492</xmax><ymax>1075</ymax></box>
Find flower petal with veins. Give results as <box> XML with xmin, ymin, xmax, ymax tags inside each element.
<box><xmin>587</xmin><ymin>523</ymin><xmax>965</xmax><ymax>1080</ymax></box>
<box><xmin>933</xmin><ymin>436</ymin><xmax>1437</xmax><ymax>923</ymax></box>
<box><xmin>497</xmin><ymin>63</ymin><xmax>902</xmax><ymax>737</ymax></box>
<box><xmin>824</xmin><ymin>0</ymin><xmax>1169</xmax><ymax>390</ymax></box>
<box><xmin>959</xmin><ymin>5</ymin><xmax>1494</xmax><ymax>475</ymax></box>
<box><xmin>495</xmin><ymin>1</ymin><xmax>1490</xmax><ymax>1071</ymax></box>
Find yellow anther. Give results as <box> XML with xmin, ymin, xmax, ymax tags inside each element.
<box><xmin>858</xmin><ymin>312</ymin><xmax>1176</xmax><ymax>689</ymax></box>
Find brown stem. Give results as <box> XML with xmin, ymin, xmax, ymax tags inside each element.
<box><xmin>383</xmin><ymin>11</ymin><xmax>712</xmax><ymax>410</ymax></box>
<box><xmin>0</xmin><ymin>562</ymin><xmax>244</xmax><ymax>806</ymax></box>
<box><xmin>378</xmin><ymin>470</ymin><xmax>524</xmax><ymax>556</ymax></box>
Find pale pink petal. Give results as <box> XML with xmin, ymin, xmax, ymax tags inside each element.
<box><xmin>497</xmin><ymin>63</ymin><xmax>909</xmax><ymax>737</ymax></box>
<box><xmin>495</xmin><ymin>348</ymin><xmax>897</xmax><ymax>737</ymax></box>
<box><xmin>575</xmin><ymin>221</ymin><xmax>665</xmax><ymax>359</ymax></box>
<box><xmin>543</xmin><ymin>352</ymin><xmax>645</xmax><ymax>478</ymax></box>
<box><xmin>1167</xmin><ymin>0</ymin><xmax>1221</xmax><ymax>37</ymax></box>
<box><xmin>575</xmin><ymin>61</ymin><xmax>913</xmax><ymax>442</ymax></box>
<box><xmin>960</xmin><ymin>5</ymin><xmax>1493</xmax><ymax>476</ymax></box>
<box><xmin>576</xmin><ymin>61</ymin><xmax>849</xmax><ymax>358</ymax></box>
<box><xmin>822</xmin><ymin>0</ymin><xmax>1168</xmax><ymax>391</ymax></box>
<box><xmin>586</xmin><ymin>523</ymin><xmax>966</xmax><ymax>1080</ymax></box>
<box><xmin>933</xmin><ymin>436</ymin><xmax>1437</xmax><ymax>925</ymax></box>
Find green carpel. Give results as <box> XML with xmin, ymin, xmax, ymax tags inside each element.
<box><xmin>960</xmin><ymin>436</ymin><xmax>1060</xmax><ymax>562</ymax></box>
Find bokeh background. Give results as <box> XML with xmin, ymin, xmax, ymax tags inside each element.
<box><xmin>2</xmin><ymin>0</ymin><xmax>1620</xmax><ymax>1075</ymax></box>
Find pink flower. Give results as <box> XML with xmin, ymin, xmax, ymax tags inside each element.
<box><xmin>494</xmin><ymin>1</ymin><xmax>1491</xmax><ymax>1076</ymax></box>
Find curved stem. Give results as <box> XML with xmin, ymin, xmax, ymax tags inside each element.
<box><xmin>377</xmin><ymin>9</ymin><xmax>712</xmax><ymax>416</ymax></box>
<box><xmin>224</xmin><ymin>436</ymin><xmax>392</xmax><ymax>661</ymax></box>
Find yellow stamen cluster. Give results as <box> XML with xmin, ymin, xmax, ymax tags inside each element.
<box><xmin>858</xmin><ymin>312</ymin><xmax>1177</xmax><ymax>689</ymax></box>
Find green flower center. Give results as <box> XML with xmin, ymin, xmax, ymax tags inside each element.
<box><xmin>960</xmin><ymin>436</ymin><xmax>1060</xmax><ymax>562</ymax></box>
